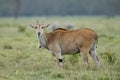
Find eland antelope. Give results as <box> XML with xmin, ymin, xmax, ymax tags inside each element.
<box><xmin>30</xmin><ymin>22</ymin><xmax>99</xmax><ymax>69</ymax></box>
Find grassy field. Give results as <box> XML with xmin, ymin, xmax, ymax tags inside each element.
<box><xmin>0</xmin><ymin>16</ymin><xmax>120</xmax><ymax>80</ymax></box>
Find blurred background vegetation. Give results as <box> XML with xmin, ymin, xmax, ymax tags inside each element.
<box><xmin>0</xmin><ymin>0</ymin><xmax>120</xmax><ymax>80</ymax></box>
<box><xmin>0</xmin><ymin>0</ymin><xmax>120</xmax><ymax>18</ymax></box>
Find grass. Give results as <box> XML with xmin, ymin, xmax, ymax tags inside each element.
<box><xmin>0</xmin><ymin>16</ymin><xmax>120</xmax><ymax>80</ymax></box>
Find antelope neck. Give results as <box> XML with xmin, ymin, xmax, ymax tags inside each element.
<box><xmin>38</xmin><ymin>33</ymin><xmax>49</xmax><ymax>49</ymax></box>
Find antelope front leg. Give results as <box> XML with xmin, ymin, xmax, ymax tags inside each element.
<box><xmin>38</xmin><ymin>43</ymin><xmax>41</xmax><ymax>48</ymax></box>
<box><xmin>37</xmin><ymin>34</ymin><xmax>42</xmax><ymax>48</ymax></box>
<box><xmin>56</xmin><ymin>58</ymin><xmax>63</xmax><ymax>68</ymax></box>
<box><xmin>55</xmin><ymin>52</ymin><xmax>63</xmax><ymax>68</ymax></box>
<box><xmin>50</xmin><ymin>46</ymin><xmax>63</xmax><ymax>68</ymax></box>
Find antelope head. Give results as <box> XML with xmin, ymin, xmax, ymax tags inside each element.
<box><xmin>30</xmin><ymin>20</ymin><xmax>50</xmax><ymax>48</ymax></box>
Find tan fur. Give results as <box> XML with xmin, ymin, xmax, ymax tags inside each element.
<box><xmin>31</xmin><ymin>24</ymin><xmax>99</xmax><ymax>69</ymax></box>
<box><xmin>48</xmin><ymin>28</ymin><xmax>97</xmax><ymax>54</ymax></box>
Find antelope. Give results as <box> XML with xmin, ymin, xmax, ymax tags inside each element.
<box><xmin>30</xmin><ymin>21</ymin><xmax>99</xmax><ymax>69</ymax></box>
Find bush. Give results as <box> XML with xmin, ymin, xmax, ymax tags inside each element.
<box><xmin>69</xmin><ymin>54</ymin><xmax>80</xmax><ymax>65</ymax></box>
<box><xmin>100</xmin><ymin>52</ymin><xmax>116</xmax><ymax>64</ymax></box>
<box><xmin>3</xmin><ymin>44</ymin><xmax>13</xmax><ymax>49</ymax></box>
<box><xmin>81</xmin><ymin>74</ymin><xmax>89</xmax><ymax>80</ymax></box>
<box><xmin>98</xmin><ymin>74</ymin><xmax>112</xmax><ymax>80</ymax></box>
<box><xmin>18</xmin><ymin>26</ymin><xmax>26</xmax><ymax>32</ymax></box>
<box><xmin>52</xmin><ymin>73</ymin><xmax>64</xmax><ymax>79</ymax></box>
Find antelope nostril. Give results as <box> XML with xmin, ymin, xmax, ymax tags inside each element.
<box><xmin>38</xmin><ymin>32</ymin><xmax>41</xmax><ymax>36</ymax></box>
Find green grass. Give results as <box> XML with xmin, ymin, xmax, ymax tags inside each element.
<box><xmin>0</xmin><ymin>16</ymin><xmax>120</xmax><ymax>80</ymax></box>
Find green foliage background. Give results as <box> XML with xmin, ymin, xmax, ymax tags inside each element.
<box><xmin>0</xmin><ymin>16</ymin><xmax>120</xmax><ymax>80</ymax></box>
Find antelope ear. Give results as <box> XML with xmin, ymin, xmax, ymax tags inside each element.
<box><xmin>36</xmin><ymin>20</ymin><xmax>39</xmax><ymax>25</ymax></box>
<box><xmin>30</xmin><ymin>24</ymin><xmax>34</xmax><ymax>28</ymax></box>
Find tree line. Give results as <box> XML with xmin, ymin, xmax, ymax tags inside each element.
<box><xmin>0</xmin><ymin>0</ymin><xmax>120</xmax><ymax>18</ymax></box>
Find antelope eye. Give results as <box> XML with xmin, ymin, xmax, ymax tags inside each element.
<box><xmin>41</xmin><ymin>27</ymin><xmax>44</xmax><ymax>29</ymax></box>
<box><xmin>35</xmin><ymin>27</ymin><xmax>38</xmax><ymax>29</ymax></box>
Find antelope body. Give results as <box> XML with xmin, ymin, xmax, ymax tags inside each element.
<box><xmin>31</xmin><ymin>23</ymin><xmax>99</xmax><ymax>69</ymax></box>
